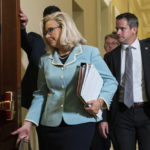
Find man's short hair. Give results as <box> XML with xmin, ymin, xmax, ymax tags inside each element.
<box><xmin>116</xmin><ymin>12</ymin><xmax>138</xmax><ymax>28</ymax></box>
<box><xmin>43</xmin><ymin>5</ymin><xmax>61</xmax><ymax>17</ymax></box>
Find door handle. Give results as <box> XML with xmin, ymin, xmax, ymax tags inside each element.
<box><xmin>0</xmin><ymin>91</ymin><xmax>15</xmax><ymax>120</ymax></box>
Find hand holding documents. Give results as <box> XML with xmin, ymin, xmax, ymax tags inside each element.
<box><xmin>77</xmin><ymin>63</ymin><xmax>104</xmax><ymax>118</ymax></box>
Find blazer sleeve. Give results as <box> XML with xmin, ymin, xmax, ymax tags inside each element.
<box><xmin>91</xmin><ymin>48</ymin><xmax>118</xmax><ymax>109</ymax></box>
<box><xmin>25</xmin><ymin>57</ymin><xmax>48</xmax><ymax>126</ymax></box>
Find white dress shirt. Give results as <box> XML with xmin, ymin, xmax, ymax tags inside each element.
<box><xmin>119</xmin><ymin>38</ymin><xmax>148</xmax><ymax>103</ymax></box>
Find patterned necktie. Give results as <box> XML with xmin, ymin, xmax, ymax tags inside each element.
<box><xmin>124</xmin><ymin>46</ymin><xmax>134</xmax><ymax>108</ymax></box>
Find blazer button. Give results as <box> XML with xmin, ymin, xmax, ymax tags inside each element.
<box><xmin>60</xmin><ymin>75</ymin><xmax>63</xmax><ymax>79</ymax></box>
<box><xmin>47</xmin><ymin>93</ymin><xmax>53</xmax><ymax>96</ymax></box>
<box><xmin>61</xmin><ymin>104</ymin><xmax>63</xmax><ymax>108</ymax></box>
<box><xmin>61</xmin><ymin>85</ymin><xmax>64</xmax><ymax>89</ymax></box>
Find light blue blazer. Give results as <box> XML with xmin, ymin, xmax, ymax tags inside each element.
<box><xmin>25</xmin><ymin>45</ymin><xmax>118</xmax><ymax>127</ymax></box>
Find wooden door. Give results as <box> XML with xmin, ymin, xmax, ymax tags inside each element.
<box><xmin>0</xmin><ymin>0</ymin><xmax>21</xmax><ymax>149</ymax></box>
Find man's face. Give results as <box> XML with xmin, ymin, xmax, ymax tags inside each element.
<box><xmin>116</xmin><ymin>18</ymin><xmax>137</xmax><ymax>45</ymax></box>
<box><xmin>104</xmin><ymin>37</ymin><xmax>119</xmax><ymax>53</ymax></box>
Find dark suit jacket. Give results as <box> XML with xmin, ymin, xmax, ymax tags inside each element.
<box><xmin>21</xmin><ymin>29</ymin><xmax>46</xmax><ymax>109</ymax></box>
<box><xmin>103</xmin><ymin>40</ymin><xmax>150</xmax><ymax>128</ymax></box>
<box><xmin>142</xmin><ymin>38</ymin><xmax>150</xmax><ymax>44</ymax></box>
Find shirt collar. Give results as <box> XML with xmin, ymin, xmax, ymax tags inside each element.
<box><xmin>122</xmin><ymin>38</ymin><xmax>139</xmax><ymax>50</ymax></box>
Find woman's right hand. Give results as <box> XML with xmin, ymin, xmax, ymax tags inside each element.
<box><xmin>11</xmin><ymin>121</ymin><xmax>32</xmax><ymax>144</ymax></box>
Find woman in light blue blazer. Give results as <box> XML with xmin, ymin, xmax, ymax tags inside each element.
<box><xmin>12</xmin><ymin>12</ymin><xmax>118</xmax><ymax>150</ymax></box>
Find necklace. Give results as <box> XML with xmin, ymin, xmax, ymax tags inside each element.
<box><xmin>59</xmin><ymin>54</ymin><xmax>70</xmax><ymax>60</ymax></box>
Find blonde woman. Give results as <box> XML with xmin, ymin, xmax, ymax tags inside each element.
<box><xmin>12</xmin><ymin>12</ymin><xmax>118</xmax><ymax>150</ymax></box>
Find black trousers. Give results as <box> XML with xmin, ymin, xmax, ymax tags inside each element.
<box><xmin>90</xmin><ymin>123</ymin><xmax>111</xmax><ymax>150</ymax></box>
<box><xmin>36</xmin><ymin>121</ymin><xmax>95</xmax><ymax>150</ymax></box>
<box><xmin>109</xmin><ymin>129</ymin><xmax>119</xmax><ymax>150</ymax></box>
<box><xmin>114</xmin><ymin>103</ymin><xmax>150</xmax><ymax>150</ymax></box>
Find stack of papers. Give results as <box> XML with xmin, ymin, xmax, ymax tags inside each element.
<box><xmin>77</xmin><ymin>63</ymin><xmax>104</xmax><ymax>118</ymax></box>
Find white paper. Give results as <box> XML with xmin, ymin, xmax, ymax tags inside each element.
<box><xmin>79</xmin><ymin>64</ymin><xmax>104</xmax><ymax>118</ymax></box>
<box><xmin>81</xmin><ymin>64</ymin><xmax>103</xmax><ymax>101</ymax></box>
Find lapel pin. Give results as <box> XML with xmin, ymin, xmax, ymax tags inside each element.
<box><xmin>145</xmin><ymin>47</ymin><xmax>149</xmax><ymax>50</ymax></box>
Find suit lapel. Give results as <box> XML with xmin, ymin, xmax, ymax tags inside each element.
<box><xmin>112</xmin><ymin>47</ymin><xmax>121</xmax><ymax>84</ymax></box>
<box><xmin>140</xmin><ymin>41</ymin><xmax>150</xmax><ymax>100</ymax></box>
<box><xmin>140</xmin><ymin>41</ymin><xmax>150</xmax><ymax>71</ymax></box>
<box><xmin>140</xmin><ymin>41</ymin><xmax>150</xmax><ymax>81</ymax></box>
<box><xmin>113</xmin><ymin>42</ymin><xmax>150</xmax><ymax>84</ymax></box>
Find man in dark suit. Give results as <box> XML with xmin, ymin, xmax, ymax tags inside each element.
<box><xmin>90</xmin><ymin>32</ymin><xmax>120</xmax><ymax>150</ymax></box>
<box><xmin>20</xmin><ymin>6</ymin><xmax>61</xmax><ymax>109</ymax></box>
<box><xmin>103</xmin><ymin>12</ymin><xmax>150</xmax><ymax>150</ymax></box>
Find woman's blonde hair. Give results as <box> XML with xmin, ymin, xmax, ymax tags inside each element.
<box><xmin>41</xmin><ymin>11</ymin><xmax>87</xmax><ymax>52</ymax></box>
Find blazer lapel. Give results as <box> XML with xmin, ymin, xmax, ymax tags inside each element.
<box><xmin>50</xmin><ymin>51</ymin><xmax>63</xmax><ymax>66</ymax></box>
<box><xmin>65</xmin><ymin>45</ymin><xmax>82</xmax><ymax>66</ymax></box>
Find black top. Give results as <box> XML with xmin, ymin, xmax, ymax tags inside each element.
<box><xmin>59</xmin><ymin>54</ymin><xmax>69</xmax><ymax>64</ymax></box>
<box><xmin>21</xmin><ymin>29</ymin><xmax>46</xmax><ymax>109</ymax></box>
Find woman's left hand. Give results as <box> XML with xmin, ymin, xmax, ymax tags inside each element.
<box><xmin>84</xmin><ymin>98</ymin><xmax>104</xmax><ymax>116</ymax></box>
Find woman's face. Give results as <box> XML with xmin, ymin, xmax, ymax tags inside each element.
<box><xmin>44</xmin><ymin>20</ymin><xmax>62</xmax><ymax>49</ymax></box>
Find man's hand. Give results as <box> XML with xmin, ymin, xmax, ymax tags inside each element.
<box><xmin>99</xmin><ymin>121</ymin><xmax>109</xmax><ymax>139</ymax></box>
<box><xmin>20</xmin><ymin>8</ymin><xmax>28</xmax><ymax>28</ymax></box>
